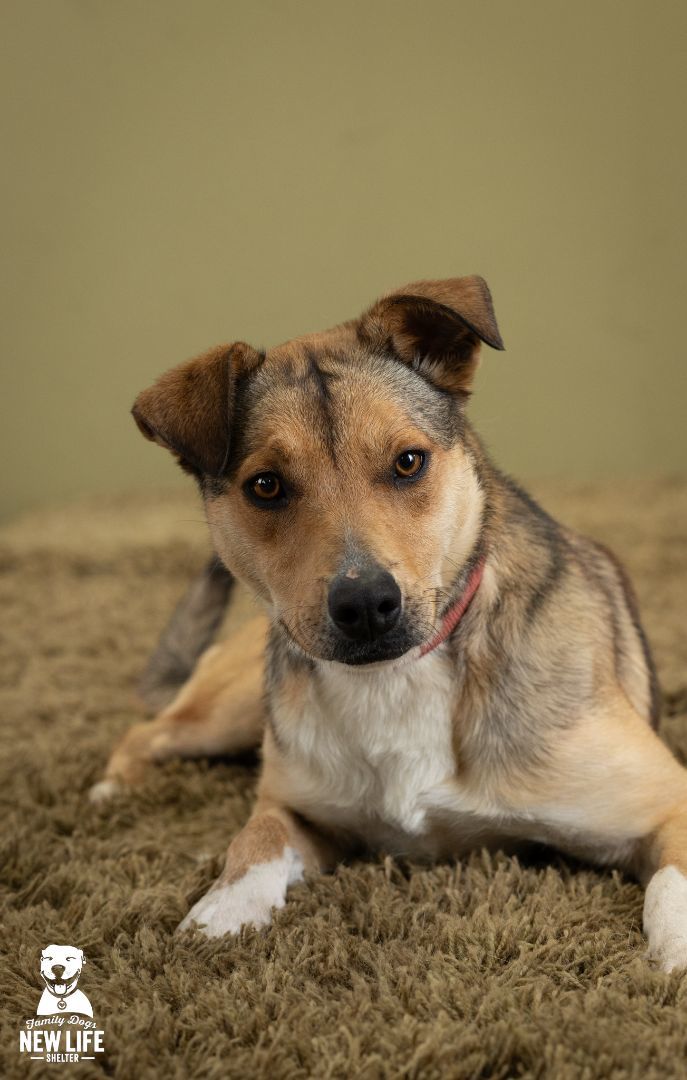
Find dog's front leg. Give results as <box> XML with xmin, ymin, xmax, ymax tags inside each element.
<box><xmin>640</xmin><ymin>806</ymin><xmax>687</xmax><ymax>972</ymax></box>
<box><xmin>177</xmin><ymin>800</ymin><xmax>339</xmax><ymax>938</ymax></box>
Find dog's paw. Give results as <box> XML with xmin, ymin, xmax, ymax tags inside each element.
<box><xmin>177</xmin><ymin>848</ymin><xmax>304</xmax><ymax>938</ymax></box>
<box><xmin>644</xmin><ymin>865</ymin><xmax>687</xmax><ymax>972</ymax></box>
<box><xmin>88</xmin><ymin>778</ymin><xmax>125</xmax><ymax>805</ymax></box>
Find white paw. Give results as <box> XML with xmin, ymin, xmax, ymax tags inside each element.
<box><xmin>177</xmin><ymin>847</ymin><xmax>304</xmax><ymax>938</ymax></box>
<box><xmin>644</xmin><ymin>865</ymin><xmax>687</xmax><ymax>972</ymax></box>
<box><xmin>88</xmin><ymin>778</ymin><xmax>124</xmax><ymax>805</ymax></box>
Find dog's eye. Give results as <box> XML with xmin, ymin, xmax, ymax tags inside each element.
<box><xmin>394</xmin><ymin>450</ymin><xmax>426</xmax><ymax>480</ymax></box>
<box><xmin>245</xmin><ymin>472</ymin><xmax>286</xmax><ymax>506</ymax></box>
<box><xmin>251</xmin><ymin>474</ymin><xmax>281</xmax><ymax>500</ymax></box>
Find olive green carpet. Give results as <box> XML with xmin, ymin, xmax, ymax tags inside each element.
<box><xmin>1</xmin><ymin>478</ymin><xmax>686</xmax><ymax>1079</ymax></box>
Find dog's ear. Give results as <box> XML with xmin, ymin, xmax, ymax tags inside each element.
<box><xmin>132</xmin><ymin>342</ymin><xmax>263</xmax><ymax>477</ymax></box>
<box><xmin>358</xmin><ymin>276</ymin><xmax>504</xmax><ymax>393</ymax></box>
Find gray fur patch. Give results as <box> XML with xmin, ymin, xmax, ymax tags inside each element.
<box><xmin>138</xmin><ymin>557</ymin><xmax>233</xmax><ymax>711</ymax></box>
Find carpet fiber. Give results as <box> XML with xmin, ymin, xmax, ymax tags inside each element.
<box><xmin>1</xmin><ymin>478</ymin><xmax>687</xmax><ymax>1079</ymax></box>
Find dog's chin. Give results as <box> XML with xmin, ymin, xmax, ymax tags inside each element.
<box><xmin>281</xmin><ymin>620</ymin><xmax>425</xmax><ymax>668</ymax></box>
<box><xmin>326</xmin><ymin>630</ymin><xmax>424</xmax><ymax>669</ymax></box>
<box><xmin>331</xmin><ymin>646</ymin><xmax>414</xmax><ymax>668</ymax></box>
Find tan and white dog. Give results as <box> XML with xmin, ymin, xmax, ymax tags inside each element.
<box><xmin>93</xmin><ymin>277</ymin><xmax>687</xmax><ymax>970</ymax></box>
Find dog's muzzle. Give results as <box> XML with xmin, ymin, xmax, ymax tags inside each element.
<box><xmin>325</xmin><ymin>566</ymin><xmax>418</xmax><ymax>664</ymax></box>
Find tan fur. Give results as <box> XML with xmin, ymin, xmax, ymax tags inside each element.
<box><xmin>210</xmin><ymin>802</ymin><xmax>338</xmax><ymax>889</ymax></box>
<box><xmin>647</xmin><ymin>810</ymin><xmax>687</xmax><ymax>878</ymax></box>
<box><xmin>215</xmin><ymin>812</ymin><xmax>290</xmax><ymax>888</ymax></box>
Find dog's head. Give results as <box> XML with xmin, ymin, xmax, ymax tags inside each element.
<box><xmin>40</xmin><ymin>945</ymin><xmax>85</xmax><ymax>997</ymax></box>
<box><xmin>133</xmin><ymin>277</ymin><xmax>503</xmax><ymax>665</ymax></box>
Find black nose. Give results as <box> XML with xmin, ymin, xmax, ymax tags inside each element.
<box><xmin>51</xmin><ymin>965</ymin><xmax>65</xmax><ymax>978</ymax></box>
<box><xmin>328</xmin><ymin>569</ymin><xmax>402</xmax><ymax>642</ymax></box>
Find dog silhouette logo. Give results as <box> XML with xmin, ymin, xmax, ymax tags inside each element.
<box><xmin>18</xmin><ymin>943</ymin><xmax>104</xmax><ymax>1062</ymax></box>
<box><xmin>37</xmin><ymin>945</ymin><xmax>93</xmax><ymax>1018</ymax></box>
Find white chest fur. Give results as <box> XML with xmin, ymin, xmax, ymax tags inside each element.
<box><xmin>274</xmin><ymin>652</ymin><xmax>457</xmax><ymax>843</ymax></box>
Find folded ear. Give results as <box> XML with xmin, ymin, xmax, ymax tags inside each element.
<box><xmin>132</xmin><ymin>342</ymin><xmax>263</xmax><ymax>477</ymax></box>
<box><xmin>358</xmin><ymin>276</ymin><xmax>504</xmax><ymax>393</ymax></box>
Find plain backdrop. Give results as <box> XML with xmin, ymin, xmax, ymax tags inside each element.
<box><xmin>2</xmin><ymin>0</ymin><xmax>686</xmax><ymax>520</ymax></box>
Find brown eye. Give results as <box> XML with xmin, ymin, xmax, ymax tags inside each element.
<box><xmin>394</xmin><ymin>450</ymin><xmax>426</xmax><ymax>479</ymax></box>
<box><xmin>250</xmin><ymin>473</ymin><xmax>282</xmax><ymax>500</ymax></box>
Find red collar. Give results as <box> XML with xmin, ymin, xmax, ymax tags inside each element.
<box><xmin>419</xmin><ymin>556</ymin><xmax>486</xmax><ymax>657</ymax></box>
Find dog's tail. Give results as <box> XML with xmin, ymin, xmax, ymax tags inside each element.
<box><xmin>138</xmin><ymin>557</ymin><xmax>234</xmax><ymax>712</ymax></box>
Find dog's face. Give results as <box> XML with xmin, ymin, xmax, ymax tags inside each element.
<box><xmin>40</xmin><ymin>945</ymin><xmax>84</xmax><ymax>996</ymax></box>
<box><xmin>206</xmin><ymin>351</ymin><xmax>486</xmax><ymax>665</ymax></box>
<box><xmin>133</xmin><ymin>277</ymin><xmax>503</xmax><ymax>665</ymax></box>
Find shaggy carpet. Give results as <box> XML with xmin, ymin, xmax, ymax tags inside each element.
<box><xmin>1</xmin><ymin>478</ymin><xmax>686</xmax><ymax>1080</ymax></box>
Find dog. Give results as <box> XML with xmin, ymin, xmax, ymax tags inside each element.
<box><xmin>92</xmin><ymin>276</ymin><xmax>687</xmax><ymax>970</ymax></box>
<box><xmin>38</xmin><ymin>945</ymin><xmax>92</xmax><ymax>1017</ymax></box>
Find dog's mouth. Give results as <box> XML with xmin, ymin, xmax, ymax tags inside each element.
<box><xmin>42</xmin><ymin>975</ymin><xmax>77</xmax><ymax>997</ymax></box>
<box><xmin>280</xmin><ymin>617</ymin><xmax>425</xmax><ymax>667</ymax></box>
<box><xmin>329</xmin><ymin>638</ymin><xmax>418</xmax><ymax>667</ymax></box>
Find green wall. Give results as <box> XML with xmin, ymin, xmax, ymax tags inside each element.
<box><xmin>2</xmin><ymin>0</ymin><xmax>686</xmax><ymax>520</ymax></box>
